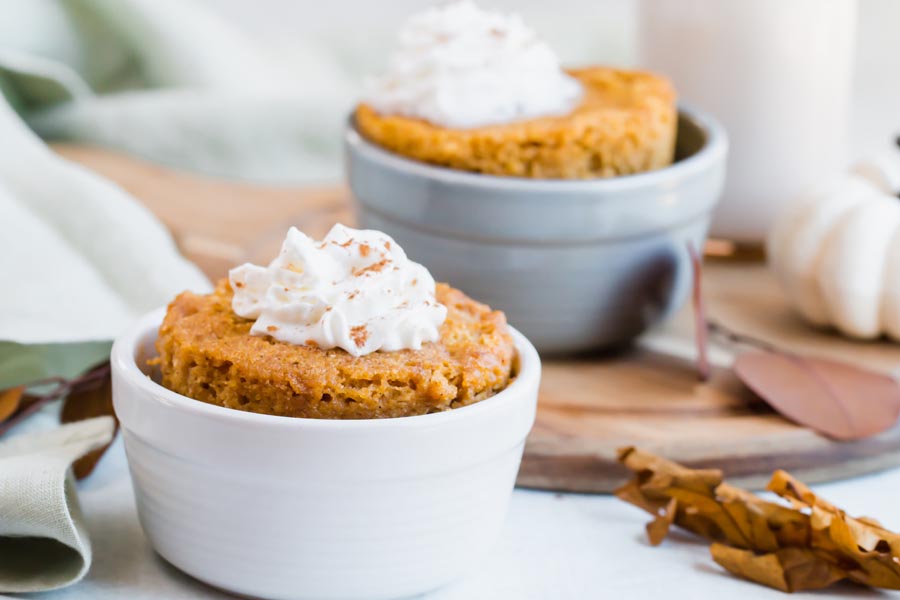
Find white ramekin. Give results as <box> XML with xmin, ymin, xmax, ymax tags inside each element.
<box><xmin>111</xmin><ymin>308</ymin><xmax>541</xmax><ymax>600</ymax></box>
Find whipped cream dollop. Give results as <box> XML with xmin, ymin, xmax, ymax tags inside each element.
<box><xmin>229</xmin><ymin>224</ymin><xmax>447</xmax><ymax>357</ymax></box>
<box><xmin>364</xmin><ymin>0</ymin><xmax>582</xmax><ymax>129</ymax></box>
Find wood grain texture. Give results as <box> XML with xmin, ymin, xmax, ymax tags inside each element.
<box><xmin>54</xmin><ymin>144</ymin><xmax>900</xmax><ymax>493</ymax></box>
<box><xmin>524</xmin><ymin>351</ymin><xmax>900</xmax><ymax>492</ymax></box>
<box><xmin>53</xmin><ymin>144</ymin><xmax>352</xmax><ymax>280</ymax></box>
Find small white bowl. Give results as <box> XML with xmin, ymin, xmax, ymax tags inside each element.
<box><xmin>111</xmin><ymin>308</ymin><xmax>541</xmax><ymax>600</ymax></box>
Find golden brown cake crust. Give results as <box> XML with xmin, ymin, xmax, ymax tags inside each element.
<box><xmin>155</xmin><ymin>280</ymin><xmax>515</xmax><ymax>419</ymax></box>
<box><xmin>355</xmin><ymin>67</ymin><xmax>677</xmax><ymax>179</ymax></box>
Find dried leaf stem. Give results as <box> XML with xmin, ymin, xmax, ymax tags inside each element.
<box><xmin>707</xmin><ymin>320</ymin><xmax>780</xmax><ymax>354</ymax></box>
<box><xmin>688</xmin><ymin>242</ymin><xmax>711</xmax><ymax>381</ymax></box>
<box><xmin>0</xmin><ymin>362</ymin><xmax>111</xmax><ymax>436</ymax></box>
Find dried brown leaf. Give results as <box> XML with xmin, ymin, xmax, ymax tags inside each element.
<box><xmin>60</xmin><ymin>367</ymin><xmax>117</xmax><ymax>479</ymax></box>
<box><xmin>715</xmin><ymin>485</ymin><xmax>781</xmax><ymax>552</ymax></box>
<box><xmin>711</xmin><ymin>544</ymin><xmax>845</xmax><ymax>593</ymax></box>
<box><xmin>615</xmin><ymin>446</ymin><xmax>804</xmax><ymax>550</ymax></box>
<box><xmin>734</xmin><ymin>352</ymin><xmax>900</xmax><ymax>440</ymax></box>
<box><xmin>768</xmin><ymin>469</ymin><xmax>900</xmax><ymax>589</ymax></box>
<box><xmin>614</xmin><ymin>477</ymin><xmax>664</xmax><ymax>516</ymax></box>
<box><xmin>0</xmin><ymin>385</ymin><xmax>24</xmax><ymax>423</ymax></box>
<box><xmin>710</xmin><ymin>544</ymin><xmax>790</xmax><ymax>592</ymax></box>
<box><xmin>858</xmin><ymin>516</ymin><xmax>885</xmax><ymax>528</ymax></box>
<box><xmin>767</xmin><ymin>469</ymin><xmax>832</xmax><ymax>511</ymax></box>
<box><xmin>646</xmin><ymin>498</ymin><xmax>677</xmax><ymax>546</ymax></box>
<box><xmin>616</xmin><ymin>447</ymin><xmax>900</xmax><ymax>593</ymax></box>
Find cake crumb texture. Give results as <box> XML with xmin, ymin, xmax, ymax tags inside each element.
<box><xmin>156</xmin><ymin>280</ymin><xmax>515</xmax><ymax>419</ymax></box>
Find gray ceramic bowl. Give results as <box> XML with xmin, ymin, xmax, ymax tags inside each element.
<box><xmin>344</xmin><ymin>107</ymin><xmax>727</xmax><ymax>354</ymax></box>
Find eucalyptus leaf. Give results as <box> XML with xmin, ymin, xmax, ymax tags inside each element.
<box><xmin>733</xmin><ymin>352</ymin><xmax>900</xmax><ymax>441</ymax></box>
<box><xmin>0</xmin><ymin>341</ymin><xmax>110</xmax><ymax>389</ymax></box>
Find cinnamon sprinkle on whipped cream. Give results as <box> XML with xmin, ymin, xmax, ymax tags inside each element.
<box><xmin>363</xmin><ymin>0</ymin><xmax>582</xmax><ymax>129</ymax></box>
<box><xmin>229</xmin><ymin>224</ymin><xmax>447</xmax><ymax>357</ymax></box>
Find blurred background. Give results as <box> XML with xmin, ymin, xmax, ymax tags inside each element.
<box><xmin>215</xmin><ymin>0</ymin><xmax>900</xmax><ymax>151</ymax></box>
<box><xmin>163</xmin><ymin>0</ymin><xmax>900</xmax><ymax>171</ymax></box>
<box><xmin>5</xmin><ymin>0</ymin><xmax>898</xmax><ymax>186</ymax></box>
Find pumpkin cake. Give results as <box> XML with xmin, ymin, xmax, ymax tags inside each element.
<box><xmin>357</xmin><ymin>66</ymin><xmax>677</xmax><ymax>179</ymax></box>
<box><xmin>155</xmin><ymin>280</ymin><xmax>515</xmax><ymax>419</ymax></box>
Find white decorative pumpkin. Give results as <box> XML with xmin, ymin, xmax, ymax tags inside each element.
<box><xmin>768</xmin><ymin>152</ymin><xmax>900</xmax><ymax>340</ymax></box>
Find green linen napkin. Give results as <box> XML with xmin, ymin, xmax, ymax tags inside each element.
<box><xmin>0</xmin><ymin>0</ymin><xmax>355</xmax><ymax>184</ymax></box>
<box><xmin>0</xmin><ymin>417</ymin><xmax>115</xmax><ymax>593</ymax></box>
<box><xmin>0</xmin><ymin>93</ymin><xmax>211</xmax><ymax>388</ymax></box>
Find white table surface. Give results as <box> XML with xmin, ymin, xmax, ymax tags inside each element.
<box><xmin>5</xmin><ymin>431</ymin><xmax>898</xmax><ymax>600</ymax></box>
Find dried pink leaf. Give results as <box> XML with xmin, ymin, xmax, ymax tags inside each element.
<box><xmin>733</xmin><ymin>352</ymin><xmax>900</xmax><ymax>441</ymax></box>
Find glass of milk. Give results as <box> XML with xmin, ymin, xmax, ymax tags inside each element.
<box><xmin>638</xmin><ymin>0</ymin><xmax>858</xmax><ymax>243</ymax></box>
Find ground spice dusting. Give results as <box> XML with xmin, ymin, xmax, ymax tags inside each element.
<box><xmin>266</xmin><ymin>325</ymin><xmax>278</xmax><ymax>332</ymax></box>
<box><xmin>353</xmin><ymin>259</ymin><xmax>391</xmax><ymax>277</ymax></box>
<box><xmin>350</xmin><ymin>325</ymin><xmax>369</xmax><ymax>348</ymax></box>
<box><xmin>359</xmin><ymin>244</ymin><xmax>371</xmax><ymax>257</ymax></box>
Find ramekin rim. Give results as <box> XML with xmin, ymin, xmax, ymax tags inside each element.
<box><xmin>111</xmin><ymin>307</ymin><xmax>541</xmax><ymax>430</ymax></box>
<box><xmin>344</xmin><ymin>103</ymin><xmax>728</xmax><ymax>193</ymax></box>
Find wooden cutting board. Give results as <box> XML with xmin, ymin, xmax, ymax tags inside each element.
<box><xmin>55</xmin><ymin>144</ymin><xmax>900</xmax><ymax>493</ymax></box>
